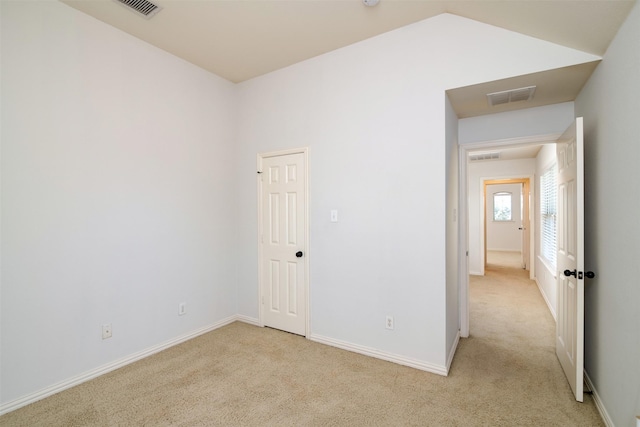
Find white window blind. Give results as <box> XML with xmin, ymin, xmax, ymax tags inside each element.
<box><xmin>541</xmin><ymin>166</ymin><xmax>557</xmax><ymax>268</ymax></box>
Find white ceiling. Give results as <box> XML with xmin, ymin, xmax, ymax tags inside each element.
<box><xmin>61</xmin><ymin>0</ymin><xmax>635</xmax><ymax>119</ymax></box>
<box><xmin>446</xmin><ymin>62</ymin><xmax>601</xmax><ymax>118</ymax></box>
<box><xmin>62</xmin><ymin>0</ymin><xmax>635</xmax><ymax>83</ymax></box>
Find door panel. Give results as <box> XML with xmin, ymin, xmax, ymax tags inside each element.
<box><xmin>260</xmin><ymin>152</ymin><xmax>306</xmax><ymax>336</ymax></box>
<box><xmin>555</xmin><ymin>118</ymin><xmax>584</xmax><ymax>402</ymax></box>
<box><xmin>521</xmin><ymin>181</ymin><xmax>530</xmax><ymax>270</ymax></box>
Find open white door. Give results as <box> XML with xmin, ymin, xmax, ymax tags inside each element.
<box><xmin>555</xmin><ymin>117</ymin><xmax>584</xmax><ymax>402</ymax></box>
<box><xmin>520</xmin><ymin>181</ymin><xmax>530</xmax><ymax>270</ymax></box>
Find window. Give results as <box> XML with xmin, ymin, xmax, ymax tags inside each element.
<box><xmin>493</xmin><ymin>192</ymin><xmax>512</xmax><ymax>221</ymax></box>
<box><xmin>541</xmin><ymin>165</ymin><xmax>557</xmax><ymax>268</ymax></box>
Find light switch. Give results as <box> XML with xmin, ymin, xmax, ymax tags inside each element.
<box><xmin>330</xmin><ymin>210</ymin><xmax>338</xmax><ymax>222</ymax></box>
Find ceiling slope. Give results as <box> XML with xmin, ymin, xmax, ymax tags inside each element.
<box><xmin>61</xmin><ymin>0</ymin><xmax>635</xmax><ymax>83</ymax></box>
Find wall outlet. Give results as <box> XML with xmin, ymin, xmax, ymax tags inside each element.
<box><xmin>102</xmin><ymin>323</ymin><xmax>112</xmax><ymax>340</ymax></box>
<box><xmin>386</xmin><ymin>316</ymin><xmax>394</xmax><ymax>330</ymax></box>
<box><xmin>178</xmin><ymin>302</ymin><xmax>187</xmax><ymax>316</ymax></box>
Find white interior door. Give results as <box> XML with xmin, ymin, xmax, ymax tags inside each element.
<box><xmin>520</xmin><ymin>182</ymin><xmax>530</xmax><ymax>270</ymax></box>
<box><xmin>555</xmin><ymin>117</ymin><xmax>584</xmax><ymax>402</ymax></box>
<box><xmin>259</xmin><ymin>151</ymin><xmax>307</xmax><ymax>336</ymax></box>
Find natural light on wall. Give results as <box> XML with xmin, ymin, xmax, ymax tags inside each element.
<box><xmin>493</xmin><ymin>192</ymin><xmax>512</xmax><ymax>221</ymax></box>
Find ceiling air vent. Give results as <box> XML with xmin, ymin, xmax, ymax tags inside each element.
<box><xmin>113</xmin><ymin>0</ymin><xmax>162</xmax><ymax>19</ymax></box>
<box><xmin>469</xmin><ymin>152</ymin><xmax>501</xmax><ymax>162</ymax></box>
<box><xmin>487</xmin><ymin>86</ymin><xmax>536</xmax><ymax>107</ymax></box>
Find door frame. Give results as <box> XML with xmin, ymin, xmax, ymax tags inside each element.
<box><xmin>483</xmin><ymin>177</ymin><xmax>531</xmax><ymax>273</ymax></box>
<box><xmin>257</xmin><ymin>147</ymin><xmax>310</xmax><ymax>336</ymax></box>
<box><xmin>458</xmin><ymin>134</ymin><xmax>559</xmax><ymax>337</ymax></box>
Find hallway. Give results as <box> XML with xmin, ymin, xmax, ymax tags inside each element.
<box><xmin>460</xmin><ymin>254</ymin><xmax>603</xmax><ymax>425</ymax></box>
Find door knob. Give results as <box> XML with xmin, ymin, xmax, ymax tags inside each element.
<box><xmin>563</xmin><ymin>269</ymin><xmax>577</xmax><ymax>277</ymax></box>
<box><xmin>585</xmin><ymin>271</ymin><xmax>596</xmax><ymax>279</ymax></box>
<box><xmin>296</xmin><ymin>251</ymin><xmax>303</xmax><ymax>258</ymax></box>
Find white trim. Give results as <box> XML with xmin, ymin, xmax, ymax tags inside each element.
<box><xmin>446</xmin><ymin>331</ymin><xmax>461</xmax><ymax>372</ymax></box>
<box><xmin>584</xmin><ymin>370</ymin><xmax>613</xmax><ymax>427</ymax></box>
<box><xmin>257</xmin><ymin>147</ymin><xmax>310</xmax><ymax>337</ymax></box>
<box><xmin>308</xmin><ymin>334</ymin><xmax>448</xmax><ymax>376</ymax></box>
<box><xmin>458</xmin><ymin>145</ymin><xmax>470</xmax><ymax>337</ymax></box>
<box><xmin>534</xmin><ymin>277</ymin><xmax>557</xmax><ymax>321</ymax></box>
<box><xmin>236</xmin><ymin>314</ymin><xmax>261</xmax><ymax>326</ymax></box>
<box><xmin>0</xmin><ymin>315</ymin><xmax>238</xmax><ymax>416</ymax></box>
<box><xmin>538</xmin><ymin>253</ymin><xmax>557</xmax><ymax>281</ymax></box>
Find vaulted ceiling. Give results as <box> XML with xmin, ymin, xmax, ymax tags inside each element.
<box><xmin>62</xmin><ymin>0</ymin><xmax>635</xmax><ymax>117</ymax></box>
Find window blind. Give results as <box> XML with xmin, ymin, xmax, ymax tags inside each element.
<box><xmin>541</xmin><ymin>166</ymin><xmax>557</xmax><ymax>268</ymax></box>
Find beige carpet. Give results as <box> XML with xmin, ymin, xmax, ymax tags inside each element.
<box><xmin>486</xmin><ymin>250</ymin><xmax>524</xmax><ymax>269</ymax></box>
<box><xmin>1</xmin><ymin>264</ymin><xmax>603</xmax><ymax>426</ymax></box>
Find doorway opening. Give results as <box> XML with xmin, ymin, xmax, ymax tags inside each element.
<box><xmin>483</xmin><ymin>178</ymin><xmax>530</xmax><ymax>272</ymax></box>
<box><xmin>458</xmin><ymin>134</ymin><xmax>560</xmax><ymax>337</ymax></box>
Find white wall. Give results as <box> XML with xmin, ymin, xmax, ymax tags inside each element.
<box><xmin>467</xmin><ymin>159</ymin><xmax>535</xmax><ymax>274</ymax></box>
<box><xmin>459</xmin><ymin>102</ymin><xmax>575</xmax><ymax>144</ymax></box>
<box><xmin>0</xmin><ymin>0</ymin><xmax>607</xmax><ymax>410</ymax></box>
<box><xmin>235</xmin><ymin>13</ymin><xmax>600</xmax><ymax>370</ymax></box>
<box><xmin>574</xmin><ymin>1</ymin><xmax>640</xmax><ymax>425</ymax></box>
<box><xmin>445</xmin><ymin>96</ymin><xmax>459</xmax><ymax>363</ymax></box>
<box><xmin>534</xmin><ymin>144</ymin><xmax>558</xmax><ymax>319</ymax></box>
<box><xmin>1</xmin><ymin>1</ymin><xmax>237</xmax><ymax>405</ymax></box>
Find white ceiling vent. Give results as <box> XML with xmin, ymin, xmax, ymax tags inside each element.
<box><xmin>469</xmin><ymin>152</ymin><xmax>501</xmax><ymax>162</ymax></box>
<box><xmin>113</xmin><ymin>0</ymin><xmax>162</xmax><ymax>19</ymax></box>
<box><xmin>487</xmin><ymin>86</ymin><xmax>536</xmax><ymax>106</ymax></box>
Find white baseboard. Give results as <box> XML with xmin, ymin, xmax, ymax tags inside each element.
<box><xmin>469</xmin><ymin>270</ymin><xmax>483</xmax><ymax>276</ymax></box>
<box><xmin>236</xmin><ymin>314</ymin><xmax>261</xmax><ymax>326</ymax></box>
<box><xmin>2</xmin><ymin>317</ymin><xmax>449</xmax><ymax>416</ymax></box>
<box><xmin>534</xmin><ymin>277</ymin><xmax>557</xmax><ymax>321</ymax></box>
<box><xmin>0</xmin><ymin>315</ymin><xmax>239</xmax><ymax>416</ymax></box>
<box><xmin>308</xmin><ymin>333</ymin><xmax>448</xmax><ymax>376</ymax></box>
<box><xmin>446</xmin><ymin>331</ymin><xmax>461</xmax><ymax>373</ymax></box>
<box><xmin>584</xmin><ymin>370</ymin><xmax>613</xmax><ymax>427</ymax></box>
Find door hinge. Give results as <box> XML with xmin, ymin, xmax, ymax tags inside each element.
<box><xmin>578</xmin><ymin>271</ymin><xmax>583</xmax><ymax>280</ymax></box>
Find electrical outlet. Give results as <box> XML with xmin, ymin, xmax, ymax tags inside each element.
<box><xmin>178</xmin><ymin>302</ymin><xmax>187</xmax><ymax>316</ymax></box>
<box><xmin>102</xmin><ymin>323</ymin><xmax>112</xmax><ymax>340</ymax></box>
<box><xmin>386</xmin><ymin>316</ymin><xmax>394</xmax><ymax>330</ymax></box>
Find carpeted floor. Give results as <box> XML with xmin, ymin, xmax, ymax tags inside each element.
<box><xmin>486</xmin><ymin>250</ymin><xmax>524</xmax><ymax>269</ymax></box>
<box><xmin>1</xmin><ymin>260</ymin><xmax>603</xmax><ymax>426</ymax></box>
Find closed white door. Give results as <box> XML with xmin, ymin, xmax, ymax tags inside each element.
<box><xmin>555</xmin><ymin>118</ymin><xmax>585</xmax><ymax>402</ymax></box>
<box><xmin>259</xmin><ymin>151</ymin><xmax>307</xmax><ymax>336</ymax></box>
